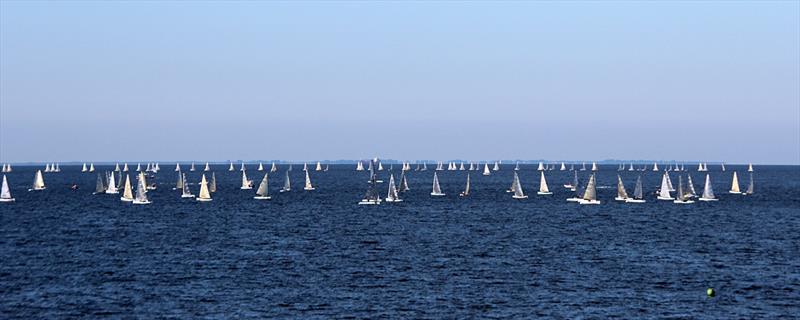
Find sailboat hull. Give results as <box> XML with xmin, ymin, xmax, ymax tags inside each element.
<box><xmin>0</xmin><ymin>198</ymin><xmax>15</xmax><ymax>202</ymax></box>
<box><xmin>512</xmin><ymin>195</ymin><xmax>528</xmax><ymax>199</ymax></box>
<box><xmin>578</xmin><ymin>199</ymin><xmax>601</xmax><ymax>205</ymax></box>
<box><xmin>253</xmin><ymin>196</ymin><xmax>272</xmax><ymax>200</ymax></box>
<box><xmin>358</xmin><ymin>199</ymin><xmax>382</xmax><ymax>205</ymax></box>
<box><xmin>698</xmin><ymin>197</ymin><xmax>719</xmax><ymax>201</ymax></box>
<box><xmin>240</xmin><ymin>186</ymin><xmax>253</xmax><ymax>190</ymax></box>
<box><xmin>673</xmin><ymin>200</ymin><xmax>695</xmax><ymax>204</ymax></box>
<box><xmin>624</xmin><ymin>199</ymin><xmax>646</xmax><ymax>203</ymax></box>
<box><xmin>566</xmin><ymin>197</ymin><xmax>581</xmax><ymax>202</ymax></box>
<box><xmin>181</xmin><ymin>194</ymin><xmax>196</xmax><ymax>198</ymax></box>
<box><xmin>120</xmin><ymin>197</ymin><xmax>133</xmax><ymax>202</ymax></box>
<box><xmin>28</xmin><ymin>187</ymin><xmax>46</xmax><ymax>191</ymax></box>
<box><xmin>132</xmin><ymin>200</ymin><xmax>151</xmax><ymax>205</ymax></box>
<box><xmin>729</xmin><ymin>191</ymin><xmax>742</xmax><ymax>194</ymax></box>
<box><xmin>384</xmin><ymin>198</ymin><xmax>403</xmax><ymax>202</ymax></box>
<box><xmin>657</xmin><ymin>196</ymin><xmax>674</xmax><ymax>200</ymax></box>
<box><xmin>304</xmin><ymin>187</ymin><xmax>315</xmax><ymax>191</ymax></box>
<box><xmin>614</xmin><ymin>196</ymin><xmax>627</xmax><ymax>201</ymax></box>
<box><xmin>430</xmin><ymin>193</ymin><xmax>446</xmax><ymax>197</ymax></box>
<box><xmin>537</xmin><ymin>192</ymin><xmax>553</xmax><ymax>195</ymax></box>
<box><xmin>196</xmin><ymin>198</ymin><xmax>212</xmax><ymax>202</ymax></box>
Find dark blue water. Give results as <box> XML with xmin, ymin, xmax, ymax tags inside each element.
<box><xmin>1</xmin><ymin>164</ymin><xmax>799</xmax><ymax>318</ymax></box>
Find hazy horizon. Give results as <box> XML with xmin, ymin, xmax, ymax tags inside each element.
<box><xmin>1</xmin><ymin>2</ymin><xmax>798</xmax><ymax>164</ymax></box>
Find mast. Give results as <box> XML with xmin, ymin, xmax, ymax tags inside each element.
<box><xmin>210</xmin><ymin>172</ymin><xmax>217</xmax><ymax>193</ymax></box>
<box><xmin>283</xmin><ymin>170</ymin><xmax>291</xmax><ymax>191</ymax></box>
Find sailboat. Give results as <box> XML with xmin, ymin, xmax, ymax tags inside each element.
<box><xmin>580</xmin><ymin>162</ymin><xmax>586</xmax><ymax>171</ymax></box>
<box><xmin>537</xmin><ymin>162</ymin><xmax>545</xmax><ymax>171</ymax></box>
<box><xmin>82</xmin><ymin>163</ymin><xmax>88</xmax><ymax>172</ymax></box>
<box><xmin>324</xmin><ymin>164</ymin><xmax>329</xmax><ymax>172</ymax></box>
<box><xmin>567</xmin><ymin>176</ymin><xmax>584</xmax><ymax>202</ymax></box>
<box><xmin>652</xmin><ymin>163</ymin><xmax>659</xmax><ymax>171</ymax></box>
<box><xmin>132</xmin><ymin>172</ymin><xmax>151</xmax><ymax>205</ymax></box>
<box><xmin>189</xmin><ymin>162</ymin><xmax>196</xmax><ymax>172</ymax></box>
<box><xmin>93</xmin><ymin>173</ymin><xmax>106</xmax><ymax>194</ymax></box>
<box><xmin>699</xmin><ymin>174</ymin><xmax>718</xmax><ymax>201</ymax></box>
<box><xmin>625</xmin><ymin>175</ymin><xmax>646</xmax><ymax>203</ymax></box>
<box><xmin>136</xmin><ymin>163</ymin><xmax>142</xmax><ymax>172</ymax></box>
<box><xmin>459</xmin><ymin>162</ymin><xmax>465</xmax><ymax>171</ymax></box>
<box><xmin>538</xmin><ymin>171</ymin><xmax>552</xmax><ymax>195</ymax></box>
<box><xmin>271</xmin><ymin>162</ymin><xmax>278</xmax><ymax>172</ymax></box>
<box><xmin>281</xmin><ymin>170</ymin><xmax>291</xmax><ymax>193</ymax></box>
<box><xmin>210</xmin><ymin>172</ymin><xmax>217</xmax><ymax>193</ymax></box>
<box><xmin>482</xmin><ymin>163</ymin><xmax>491</xmax><ymax>176</ymax></box>
<box><xmin>44</xmin><ymin>163</ymin><xmax>50</xmax><ymax>173</ymax></box>
<box><xmin>359</xmin><ymin>161</ymin><xmax>381</xmax><ymax>205</ymax></box>
<box><xmin>181</xmin><ymin>174</ymin><xmax>195</xmax><ymax>198</ymax></box>
<box><xmin>564</xmin><ymin>171</ymin><xmax>578</xmax><ymax>190</ymax></box>
<box><xmin>356</xmin><ymin>161</ymin><xmax>364</xmax><ymax>171</ymax></box>
<box><xmin>747</xmin><ymin>163</ymin><xmax>753</xmax><ymax>172</ymax></box>
<box><xmin>657</xmin><ymin>172</ymin><xmax>674</xmax><ymax>200</ymax></box>
<box><xmin>560</xmin><ymin>162</ymin><xmax>566</xmax><ymax>171</ymax></box>
<box><xmin>257</xmin><ymin>162</ymin><xmax>264</xmax><ymax>171</ymax></box>
<box><xmin>377</xmin><ymin>162</ymin><xmax>384</xmax><ymax>171</ymax></box>
<box><xmin>106</xmin><ymin>172</ymin><xmax>119</xmax><ymax>194</ymax></box>
<box><xmin>254</xmin><ymin>173</ymin><xmax>271</xmax><ymax>200</ymax></box>
<box><xmin>421</xmin><ymin>163</ymin><xmax>428</xmax><ymax>171</ymax></box>
<box><xmin>175</xmin><ymin>163</ymin><xmax>181</xmax><ymax>172</ymax></box>
<box><xmin>303</xmin><ymin>163</ymin><xmax>308</xmax><ymax>172</ymax></box>
<box><xmin>5</xmin><ymin>164</ymin><xmax>10</xmax><ymax>173</ymax></box>
<box><xmin>229</xmin><ymin>162</ymin><xmax>235</xmax><ymax>171</ymax></box>
<box><xmin>399</xmin><ymin>170</ymin><xmax>410</xmax><ymax>192</ymax></box>
<box><xmin>196</xmin><ymin>174</ymin><xmax>212</xmax><ymax>202</ymax></box>
<box><xmin>729</xmin><ymin>171</ymin><xmax>741</xmax><ymax>194</ymax></box>
<box><xmin>241</xmin><ymin>170</ymin><xmax>253</xmax><ymax>190</ymax></box>
<box><xmin>123</xmin><ymin>163</ymin><xmax>129</xmax><ymax>172</ymax></box>
<box><xmin>241</xmin><ymin>162</ymin><xmax>246</xmax><ymax>171</ymax></box>
<box><xmin>569</xmin><ymin>164</ymin><xmax>575</xmax><ymax>171</ymax></box>
<box><xmin>385</xmin><ymin>174</ymin><xmax>402</xmax><ymax>202</ymax></box>
<box><xmin>0</xmin><ymin>175</ymin><xmax>14</xmax><ymax>202</ymax></box>
<box><xmin>591</xmin><ymin>162</ymin><xmax>598</xmax><ymax>172</ymax></box>
<box><xmin>665</xmin><ymin>172</ymin><xmax>675</xmax><ymax>191</ymax></box>
<box><xmin>614</xmin><ymin>175</ymin><xmax>629</xmax><ymax>201</ymax></box>
<box><xmin>459</xmin><ymin>173</ymin><xmax>471</xmax><ymax>197</ymax></box>
<box><xmin>303</xmin><ymin>170</ymin><xmax>315</xmax><ymax>191</ymax></box>
<box><xmin>744</xmin><ymin>173</ymin><xmax>754</xmax><ymax>195</ymax></box>
<box><xmin>686</xmin><ymin>174</ymin><xmax>698</xmax><ymax>198</ymax></box>
<box><xmin>173</xmin><ymin>170</ymin><xmax>183</xmax><ymax>190</ymax></box>
<box><xmin>431</xmin><ymin>172</ymin><xmax>445</xmax><ymax>196</ymax></box>
<box><xmin>721</xmin><ymin>163</ymin><xmax>726</xmax><ymax>171</ymax></box>
<box><xmin>114</xmin><ymin>163</ymin><xmax>120</xmax><ymax>172</ymax></box>
<box><xmin>204</xmin><ymin>162</ymin><xmax>211</xmax><ymax>172</ymax></box>
<box><xmin>511</xmin><ymin>172</ymin><xmax>527</xmax><ymax>199</ymax></box>
<box><xmin>673</xmin><ymin>176</ymin><xmax>694</xmax><ymax>204</ymax></box>
<box><xmin>492</xmin><ymin>162</ymin><xmax>500</xmax><ymax>171</ymax></box>
<box><xmin>628</xmin><ymin>163</ymin><xmax>635</xmax><ymax>171</ymax></box>
<box><xmin>120</xmin><ymin>174</ymin><xmax>134</xmax><ymax>202</ymax></box>
<box><xmin>578</xmin><ymin>174</ymin><xmax>600</xmax><ymax>205</ymax></box>
<box><xmin>316</xmin><ymin>162</ymin><xmax>323</xmax><ymax>171</ymax></box>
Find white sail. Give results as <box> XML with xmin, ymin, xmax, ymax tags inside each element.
<box><xmin>241</xmin><ymin>162</ymin><xmax>246</xmax><ymax>171</ymax></box>
<box><xmin>189</xmin><ymin>162</ymin><xmax>196</xmax><ymax>172</ymax></box>
<box><xmin>271</xmin><ymin>162</ymin><xmax>278</xmax><ymax>172</ymax></box>
<box><xmin>628</xmin><ymin>163</ymin><xmax>634</xmax><ymax>171</ymax></box>
<box><xmin>700</xmin><ymin>174</ymin><xmax>717</xmax><ymax>201</ymax></box>
<box><xmin>385</xmin><ymin>174</ymin><xmax>401</xmax><ymax>202</ymax></box>
<box><xmin>615</xmin><ymin>175</ymin><xmax>629</xmax><ymax>201</ymax></box>
<box><xmin>560</xmin><ymin>162</ymin><xmax>566</xmax><ymax>171</ymax></box>
<box><xmin>658</xmin><ymin>173</ymin><xmax>673</xmax><ymax>200</ymax></box>
<box><xmin>626</xmin><ymin>175</ymin><xmax>645</xmax><ymax>202</ymax></box>
<box><xmin>459</xmin><ymin>162</ymin><xmax>465</xmax><ymax>171</ymax></box>
<box><xmin>745</xmin><ymin>173</ymin><xmax>754</xmax><ymax>195</ymax></box>
<box><xmin>254</xmin><ymin>173</ymin><xmax>271</xmax><ymax>199</ymax></box>
<box><xmin>136</xmin><ymin>163</ymin><xmax>141</xmax><ymax>172</ymax></box>
<box><xmin>377</xmin><ymin>162</ymin><xmax>384</xmax><ymax>171</ymax></box>
<box><xmin>698</xmin><ymin>163</ymin><xmax>704</xmax><ymax>171</ymax></box>
<box><xmin>721</xmin><ymin>163</ymin><xmax>726</xmax><ymax>171</ymax></box>
<box><xmin>121</xmin><ymin>174</ymin><xmax>134</xmax><ymax>201</ymax></box>
<box><xmin>44</xmin><ymin>163</ymin><xmax>50</xmax><ymax>172</ymax></box>
<box><xmin>747</xmin><ymin>163</ymin><xmax>753</xmax><ymax>172</ymax></box>
<box><xmin>591</xmin><ymin>162</ymin><xmax>598</xmax><ymax>171</ymax></box>
<box><xmin>282</xmin><ymin>170</ymin><xmax>291</xmax><ymax>192</ymax></box>
<box><xmin>537</xmin><ymin>162</ymin><xmax>545</xmax><ymax>171</ymax></box>
<box><xmin>673</xmin><ymin>175</ymin><xmax>694</xmax><ymax>203</ymax></box>
<box><xmin>210</xmin><ymin>172</ymin><xmax>217</xmax><ymax>193</ymax></box>
<box><xmin>512</xmin><ymin>172</ymin><xmax>527</xmax><ymax>199</ymax></box>
<box><xmin>82</xmin><ymin>163</ymin><xmax>88</xmax><ymax>172</ymax></box>
<box><xmin>304</xmin><ymin>170</ymin><xmax>315</xmax><ymax>190</ymax></box>
<box><xmin>460</xmin><ymin>173</ymin><xmax>470</xmax><ymax>197</ymax></box>
<box><xmin>132</xmin><ymin>172</ymin><xmax>151</xmax><ymax>204</ymax></box>
<box><xmin>181</xmin><ymin>174</ymin><xmax>194</xmax><ymax>198</ymax></box>
<box><xmin>579</xmin><ymin>174</ymin><xmax>599</xmax><ymax>204</ymax></box>
<box><xmin>114</xmin><ymin>163</ymin><xmax>120</xmax><ymax>172</ymax></box>
<box><xmin>258</xmin><ymin>162</ymin><xmax>264</xmax><ymax>171</ymax></box>
<box><xmin>730</xmin><ymin>171</ymin><xmax>741</xmax><ymax>194</ymax></box>
<box><xmin>356</xmin><ymin>161</ymin><xmax>364</xmax><ymax>171</ymax></box>
<box><xmin>123</xmin><ymin>163</ymin><xmax>129</xmax><ymax>172</ymax></box>
<box><xmin>537</xmin><ymin>171</ymin><xmax>552</xmax><ymax>195</ymax></box>
<box><xmin>687</xmin><ymin>174</ymin><xmax>697</xmax><ymax>197</ymax></box>
<box><xmin>399</xmin><ymin>171</ymin><xmax>410</xmax><ymax>192</ymax></box>
<box><xmin>175</xmin><ymin>163</ymin><xmax>181</xmax><ymax>172</ymax></box>
<box><xmin>106</xmin><ymin>172</ymin><xmax>118</xmax><ymax>194</ymax></box>
<box><xmin>303</xmin><ymin>163</ymin><xmax>308</xmax><ymax>171</ymax></box>
<box><xmin>493</xmin><ymin>162</ymin><xmax>499</xmax><ymax>171</ymax></box>
<box><xmin>229</xmin><ymin>162</ymin><xmax>235</xmax><ymax>171</ymax></box>
<box><xmin>482</xmin><ymin>163</ymin><xmax>491</xmax><ymax>176</ymax></box>
<box><xmin>316</xmin><ymin>162</ymin><xmax>322</xmax><ymax>171</ymax></box>
<box><xmin>431</xmin><ymin>172</ymin><xmax>445</xmax><ymax>196</ymax></box>
<box><xmin>0</xmin><ymin>175</ymin><xmax>14</xmax><ymax>202</ymax></box>
<box><xmin>241</xmin><ymin>170</ymin><xmax>252</xmax><ymax>189</ymax></box>
<box><xmin>5</xmin><ymin>164</ymin><xmax>10</xmax><ymax>172</ymax></box>
<box><xmin>204</xmin><ymin>162</ymin><xmax>211</xmax><ymax>172</ymax></box>
<box><xmin>666</xmin><ymin>172</ymin><xmax>674</xmax><ymax>191</ymax></box>
<box><xmin>652</xmin><ymin>163</ymin><xmax>659</xmax><ymax>171</ymax></box>
<box><xmin>197</xmin><ymin>174</ymin><xmax>212</xmax><ymax>201</ymax></box>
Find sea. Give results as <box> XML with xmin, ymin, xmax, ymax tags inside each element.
<box><xmin>1</xmin><ymin>164</ymin><xmax>798</xmax><ymax>318</ymax></box>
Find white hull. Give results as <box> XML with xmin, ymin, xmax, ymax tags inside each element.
<box><xmin>196</xmin><ymin>198</ymin><xmax>212</xmax><ymax>202</ymax></box>
<box><xmin>384</xmin><ymin>198</ymin><xmax>403</xmax><ymax>203</ymax></box>
<box><xmin>624</xmin><ymin>199</ymin><xmax>646</xmax><ymax>203</ymax></box>
<box><xmin>459</xmin><ymin>193</ymin><xmax>469</xmax><ymax>197</ymax></box>
<box><xmin>280</xmin><ymin>189</ymin><xmax>290</xmax><ymax>193</ymax></box>
<box><xmin>240</xmin><ymin>186</ymin><xmax>253</xmax><ymax>190</ymax></box>
<box><xmin>537</xmin><ymin>192</ymin><xmax>553</xmax><ymax>195</ymax></box>
<box><xmin>120</xmin><ymin>197</ymin><xmax>133</xmax><ymax>202</ymax></box>
<box><xmin>657</xmin><ymin>196</ymin><xmax>674</xmax><ymax>200</ymax></box>
<box><xmin>105</xmin><ymin>190</ymin><xmax>119</xmax><ymax>194</ymax></box>
<box><xmin>359</xmin><ymin>199</ymin><xmax>382</xmax><ymax>205</ymax></box>
<box><xmin>0</xmin><ymin>198</ymin><xmax>15</xmax><ymax>202</ymax></box>
<box><xmin>566</xmin><ymin>197</ymin><xmax>581</xmax><ymax>202</ymax></box>
<box><xmin>698</xmin><ymin>197</ymin><xmax>719</xmax><ymax>201</ymax></box>
<box><xmin>673</xmin><ymin>200</ymin><xmax>695</xmax><ymax>204</ymax></box>
<box><xmin>254</xmin><ymin>196</ymin><xmax>272</xmax><ymax>200</ymax></box>
<box><xmin>28</xmin><ymin>187</ymin><xmax>46</xmax><ymax>191</ymax></box>
<box><xmin>512</xmin><ymin>195</ymin><xmax>528</xmax><ymax>199</ymax></box>
<box><xmin>728</xmin><ymin>191</ymin><xmax>741</xmax><ymax>194</ymax></box>
<box><xmin>132</xmin><ymin>200</ymin><xmax>151</xmax><ymax>205</ymax></box>
<box><xmin>181</xmin><ymin>194</ymin><xmax>196</xmax><ymax>198</ymax></box>
<box><xmin>614</xmin><ymin>196</ymin><xmax>627</xmax><ymax>201</ymax></box>
<box><xmin>578</xmin><ymin>199</ymin><xmax>601</xmax><ymax>205</ymax></box>
<box><xmin>430</xmin><ymin>192</ymin><xmax>446</xmax><ymax>197</ymax></box>
<box><xmin>304</xmin><ymin>187</ymin><xmax>315</xmax><ymax>191</ymax></box>
<box><xmin>563</xmin><ymin>184</ymin><xmax>573</xmax><ymax>189</ymax></box>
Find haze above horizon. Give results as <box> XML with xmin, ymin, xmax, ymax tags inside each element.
<box><xmin>1</xmin><ymin>2</ymin><xmax>798</xmax><ymax>164</ymax></box>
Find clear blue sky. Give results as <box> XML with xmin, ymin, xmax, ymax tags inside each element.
<box><xmin>1</xmin><ymin>1</ymin><xmax>798</xmax><ymax>164</ymax></box>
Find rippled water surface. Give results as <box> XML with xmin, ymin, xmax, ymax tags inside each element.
<box><xmin>1</xmin><ymin>164</ymin><xmax>799</xmax><ymax>318</ymax></box>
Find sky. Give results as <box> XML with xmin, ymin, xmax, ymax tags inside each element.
<box><xmin>1</xmin><ymin>1</ymin><xmax>798</xmax><ymax>164</ymax></box>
